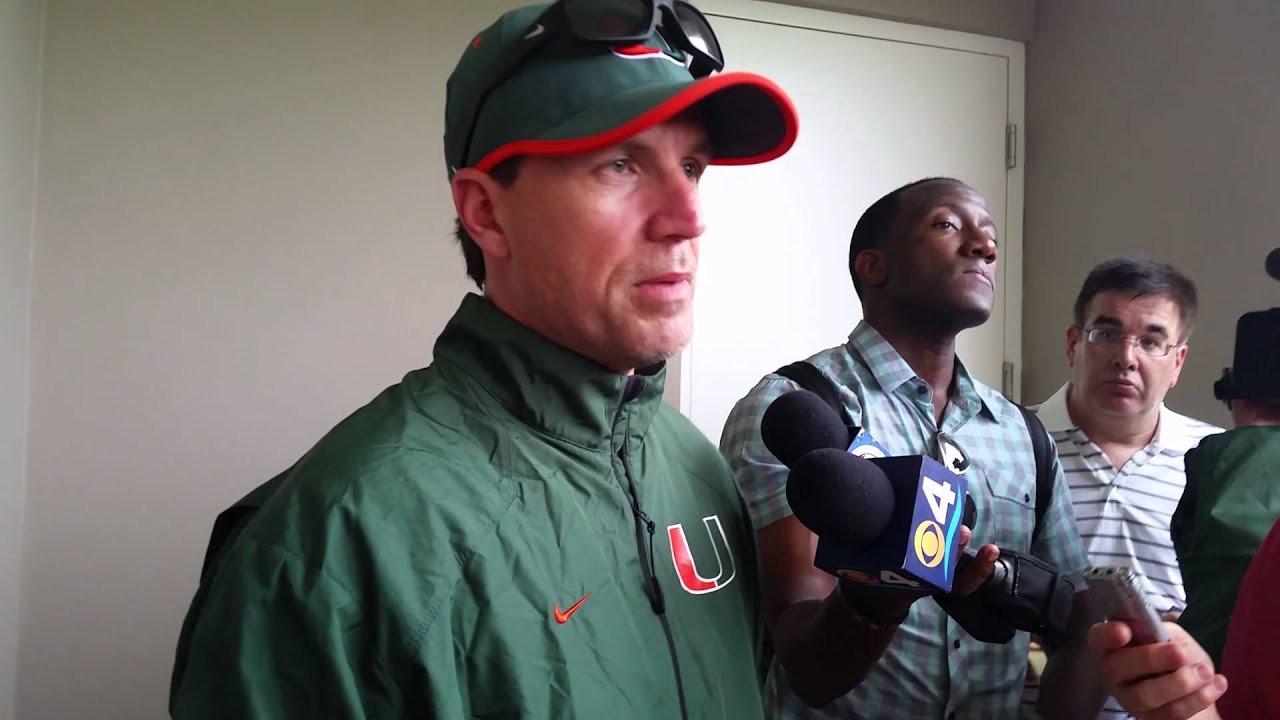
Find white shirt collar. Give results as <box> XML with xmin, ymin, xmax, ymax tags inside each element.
<box><xmin>1032</xmin><ymin>382</ymin><xmax>1216</xmax><ymax>453</ymax></box>
<box><xmin>1031</xmin><ymin>383</ymin><xmax>1075</xmax><ymax>433</ymax></box>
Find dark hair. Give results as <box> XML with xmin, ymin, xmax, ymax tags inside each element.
<box><xmin>1072</xmin><ymin>256</ymin><xmax>1198</xmax><ymax>340</ymax></box>
<box><xmin>1226</xmin><ymin>397</ymin><xmax>1280</xmax><ymax>421</ymax></box>
<box><xmin>847</xmin><ymin>177</ymin><xmax>961</xmax><ymax>298</ymax></box>
<box><xmin>453</xmin><ymin>157</ymin><xmax>522</xmax><ymax>289</ymax></box>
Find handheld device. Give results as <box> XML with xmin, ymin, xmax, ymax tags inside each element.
<box><xmin>1084</xmin><ymin>566</ymin><xmax>1170</xmax><ymax>645</ymax></box>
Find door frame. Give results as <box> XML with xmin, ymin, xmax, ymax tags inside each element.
<box><xmin>676</xmin><ymin>0</ymin><xmax>1027</xmax><ymax>413</ymax></box>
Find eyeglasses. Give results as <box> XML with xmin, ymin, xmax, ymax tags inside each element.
<box><xmin>453</xmin><ymin>0</ymin><xmax>725</xmax><ymax>171</ymax></box>
<box><xmin>1085</xmin><ymin>327</ymin><xmax>1179</xmax><ymax>357</ymax></box>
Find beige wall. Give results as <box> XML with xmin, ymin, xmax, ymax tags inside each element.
<box><xmin>20</xmin><ymin>2</ymin><xmax>533</xmax><ymax>717</ymax></box>
<box><xmin>0</xmin><ymin>0</ymin><xmax>42</xmax><ymax>716</ymax></box>
<box><xmin>1023</xmin><ymin>0</ymin><xmax>1280</xmax><ymax>426</ymax></box>
<box><xmin>773</xmin><ymin>0</ymin><xmax>1034</xmax><ymax>41</ymax></box>
<box><xmin>17</xmin><ymin>1</ymin><xmax>1029</xmax><ymax>718</ymax></box>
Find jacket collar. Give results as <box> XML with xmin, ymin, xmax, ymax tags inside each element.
<box><xmin>432</xmin><ymin>294</ymin><xmax>665</xmax><ymax>450</ymax></box>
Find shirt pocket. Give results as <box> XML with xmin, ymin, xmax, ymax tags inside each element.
<box><xmin>978</xmin><ymin>467</ymin><xmax>1036</xmax><ymax>555</ymax></box>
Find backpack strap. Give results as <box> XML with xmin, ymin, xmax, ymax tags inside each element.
<box><xmin>1016</xmin><ymin>404</ymin><xmax>1054</xmax><ymax>546</ymax></box>
<box><xmin>774</xmin><ymin>361</ymin><xmax>860</xmax><ymax>440</ymax></box>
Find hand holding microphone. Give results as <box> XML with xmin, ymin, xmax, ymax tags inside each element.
<box><xmin>786</xmin><ymin>446</ymin><xmax>985</xmax><ymax>627</ymax></box>
<box><xmin>763</xmin><ymin>388</ymin><xmax>1075</xmax><ymax>642</ymax></box>
<box><xmin>784</xmin><ymin>448</ymin><xmax>971</xmax><ymax>593</ymax></box>
<box><xmin>763</xmin><ymin>389</ymin><xmax>986</xmax><ymax>624</ymax></box>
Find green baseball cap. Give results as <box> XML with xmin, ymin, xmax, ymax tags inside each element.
<box><xmin>444</xmin><ymin>3</ymin><xmax>798</xmax><ymax>177</ymax></box>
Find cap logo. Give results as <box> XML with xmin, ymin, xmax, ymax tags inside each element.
<box><xmin>523</xmin><ymin>24</ymin><xmax>546</xmax><ymax>40</ymax></box>
<box><xmin>611</xmin><ymin>44</ymin><xmax>684</xmax><ymax>66</ymax></box>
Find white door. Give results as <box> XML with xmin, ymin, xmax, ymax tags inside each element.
<box><xmin>671</xmin><ymin>0</ymin><xmax>1026</xmax><ymax>443</ymax></box>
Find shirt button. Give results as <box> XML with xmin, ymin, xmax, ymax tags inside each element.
<box><xmin>1024</xmin><ymin>492</ymin><xmax>1031</xmax><ymax>502</ymax></box>
<box><xmin>917</xmin><ymin>385</ymin><xmax>928</xmax><ymax>395</ymax></box>
<box><xmin>953</xmin><ymin>639</ymin><xmax>961</xmax><ymax>649</ymax></box>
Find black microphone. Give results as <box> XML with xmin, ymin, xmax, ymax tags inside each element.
<box><xmin>786</xmin><ymin>448</ymin><xmax>968</xmax><ymax>593</ymax></box>
<box><xmin>761</xmin><ymin>390</ymin><xmax>851</xmax><ymax>467</ymax></box>
<box><xmin>1266</xmin><ymin>247</ymin><xmax>1280</xmax><ymax>281</ymax></box>
<box><xmin>763</xmin><ymin>388</ymin><xmax>1074</xmax><ymax>640</ymax></box>
<box><xmin>786</xmin><ymin>449</ymin><xmax>895</xmax><ymax>547</ymax></box>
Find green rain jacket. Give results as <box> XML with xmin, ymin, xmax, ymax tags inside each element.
<box><xmin>170</xmin><ymin>295</ymin><xmax>765</xmax><ymax>719</ymax></box>
<box><xmin>1173</xmin><ymin>426</ymin><xmax>1280</xmax><ymax>666</ymax></box>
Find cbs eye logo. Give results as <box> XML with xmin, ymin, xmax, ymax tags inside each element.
<box><xmin>913</xmin><ymin>520</ymin><xmax>946</xmax><ymax>568</ymax></box>
<box><xmin>848</xmin><ymin>435</ymin><xmax>886</xmax><ymax>459</ymax></box>
<box><xmin>914</xmin><ymin>476</ymin><xmax>957</xmax><ymax>567</ymax></box>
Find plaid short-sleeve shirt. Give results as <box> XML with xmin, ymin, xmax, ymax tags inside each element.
<box><xmin>719</xmin><ymin>321</ymin><xmax>1089</xmax><ymax>720</ymax></box>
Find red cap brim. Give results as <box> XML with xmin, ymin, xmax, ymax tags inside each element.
<box><xmin>474</xmin><ymin>71</ymin><xmax>799</xmax><ymax>172</ymax></box>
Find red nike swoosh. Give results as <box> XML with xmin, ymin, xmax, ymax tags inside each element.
<box><xmin>554</xmin><ymin>594</ymin><xmax>590</xmax><ymax>624</ymax></box>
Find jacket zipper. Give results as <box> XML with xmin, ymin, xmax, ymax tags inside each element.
<box><xmin>613</xmin><ymin>403</ymin><xmax>690</xmax><ymax>720</ymax></box>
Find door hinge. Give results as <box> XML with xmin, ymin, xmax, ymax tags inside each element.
<box><xmin>1001</xmin><ymin>361</ymin><xmax>1016</xmax><ymax>398</ymax></box>
<box><xmin>1005</xmin><ymin>124</ymin><xmax>1018</xmax><ymax>169</ymax></box>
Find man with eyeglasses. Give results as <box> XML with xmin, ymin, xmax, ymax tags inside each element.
<box><xmin>1091</xmin><ymin>299</ymin><xmax>1280</xmax><ymax>718</ymax></box>
<box><xmin>721</xmin><ymin>178</ymin><xmax>1105</xmax><ymax>719</ymax></box>
<box><xmin>168</xmin><ymin>2</ymin><xmax>798</xmax><ymax>718</ymax></box>
<box><xmin>1025</xmin><ymin>256</ymin><xmax>1222</xmax><ymax>719</ymax></box>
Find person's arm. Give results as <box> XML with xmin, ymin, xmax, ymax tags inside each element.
<box><xmin>757</xmin><ymin>515</ymin><xmax>901</xmax><ymax>705</ymax></box>
<box><xmin>1217</xmin><ymin>517</ymin><xmax>1280</xmax><ymax>719</ymax></box>
<box><xmin>1088</xmin><ymin>621</ymin><xmax>1225</xmax><ymax>720</ymax></box>
<box><xmin>719</xmin><ymin>376</ymin><xmax>995</xmax><ymax>707</ymax></box>
<box><xmin>758</xmin><ymin>516</ymin><xmax>996</xmax><ymax>706</ymax></box>
<box><xmin>1027</xmin><ymin>439</ymin><xmax>1107</xmax><ymax>720</ymax></box>
<box><xmin>171</xmin><ymin>536</ymin><xmax>417</xmax><ymax>719</ymax></box>
<box><xmin>1038</xmin><ymin>592</ymin><xmax>1108</xmax><ymax>720</ymax></box>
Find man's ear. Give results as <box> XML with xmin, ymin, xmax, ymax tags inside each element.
<box><xmin>854</xmin><ymin>249</ymin><xmax>887</xmax><ymax>288</ymax></box>
<box><xmin>1168</xmin><ymin>343</ymin><xmax>1189</xmax><ymax>388</ymax></box>
<box><xmin>1065</xmin><ymin>325</ymin><xmax>1081</xmax><ymax>368</ymax></box>
<box><xmin>452</xmin><ymin>168</ymin><xmax>511</xmax><ymax>260</ymax></box>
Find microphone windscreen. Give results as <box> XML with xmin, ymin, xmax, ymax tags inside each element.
<box><xmin>785</xmin><ymin>448</ymin><xmax>895</xmax><ymax>547</ymax></box>
<box><xmin>1266</xmin><ymin>248</ymin><xmax>1280</xmax><ymax>281</ymax></box>
<box><xmin>761</xmin><ymin>390</ymin><xmax>850</xmax><ymax>468</ymax></box>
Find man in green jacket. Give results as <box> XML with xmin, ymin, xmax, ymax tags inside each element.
<box><xmin>1173</xmin><ymin>307</ymin><xmax>1280</xmax><ymax>666</ymax></box>
<box><xmin>168</xmin><ymin>2</ymin><xmax>798</xmax><ymax>717</ymax></box>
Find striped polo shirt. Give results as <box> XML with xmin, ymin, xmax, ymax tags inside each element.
<box><xmin>1029</xmin><ymin>386</ymin><xmax>1218</xmax><ymax>609</ymax></box>
<box><xmin>1024</xmin><ymin>384</ymin><xmax>1221</xmax><ymax>720</ymax></box>
<box><xmin>1031</xmin><ymin>384</ymin><xmax>1222</xmax><ymax>613</ymax></box>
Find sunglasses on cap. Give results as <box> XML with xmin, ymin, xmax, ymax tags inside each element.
<box><xmin>455</xmin><ymin>0</ymin><xmax>726</xmax><ymax>171</ymax></box>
